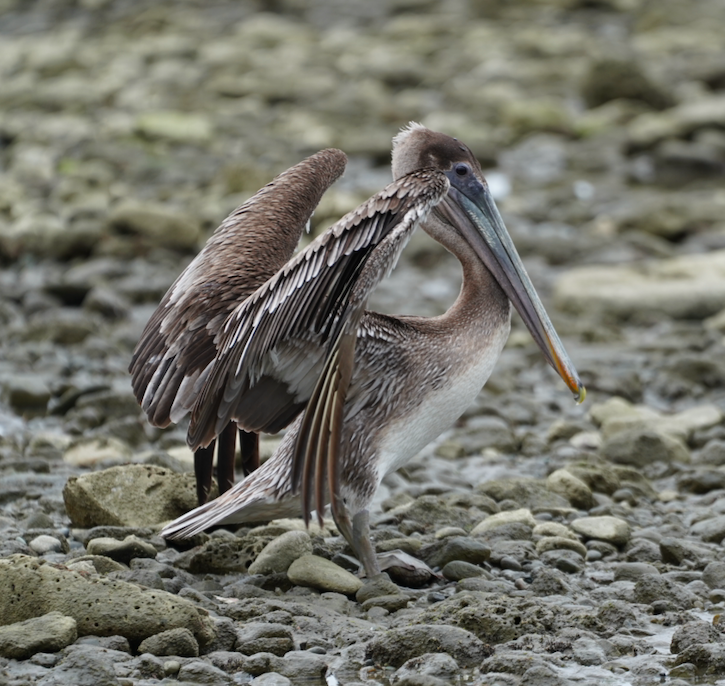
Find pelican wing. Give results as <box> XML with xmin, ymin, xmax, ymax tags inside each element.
<box><xmin>186</xmin><ymin>168</ymin><xmax>449</xmax><ymax>454</ymax></box>
<box><xmin>128</xmin><ymin>149</ymin><xmax>347</xmax><ymax>428</ymax></box>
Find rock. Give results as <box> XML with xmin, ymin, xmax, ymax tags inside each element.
<box><xmin>442</xmin><ymin>560</ymin><xmax>486</xmax><ymax>581</ymax></box>
<box><xmin>394</xmin><ymin>652</ymin><xmax>460</xmax><ymax>681</ymax></box>
<box><xmin>570</xmin><ymin>516</ymin><xmax>630</xmax><ymax>546</ymax></box>
<box><xmin>703</xmin><ymin>562</ymin><xmax>725</xmax><ymax>589</ymax></box>
<box><xmin>0</xmin><ymin>612</ymin><xmax>77</xmax><ymax>659</ymax></box>
<box><xmin>361</xmin><ymin>594</ymin><xmax>412</xmax><ymax>612</ymax></box>
<box><xmin>134</xmin><ymin>111</ymin><xmax>213</xmax><ymax>144</ymax></box>
<box><xmin>546</xmin><ymin>469</ymin><xmax>595</xmax><ymax>510</ymax></box>
<box><xmin>613</xmin><ymin>562</ymin><xmax>660</xmax><ymax>581</ymax></box>
<box><xmin>601</xmin><ymin>428</ymin><xmax>690</xmax><ymax>468</ymax></box>
<box><xmin>2</xmin><ymin>373</ymin><xmax>51</xmax><ymax>412</ymax></box>
<box><xmin>476</xmin><ymin>478</ymin><xmax>568</xmax><ymax>510</ymax></box>
<box><xmin>62</xmin><ymin>465</ymin><xmax>198</xmax><ymax>527</ymax></box>
<box><xmin>471</xmin><ymin>509</ymin><xmax>536</xmax><ymax>535</ymax></box>
<box><xmin>248</xmin><ymin>530</ymin><xmax>313</xmax><ymax>575</ymax></box>
<box><xmin>419</xmin><ymin>536</ymin><xmax>490</xmax><ymax>569</ymax></box>
<box><xmin>235</xmin><ymin>623</ymin><xmax>295</xmax><ymax>657</ymax></box>
<box><xmin>107</xmin><ymin>201</ymin><xmax>201</xmax><ymax>251</ymax></box>
<box><xmin>671</xmin><ymin>620</ymin><xmax>723</xmax><ymax>654</ymax></box>
<box><xmin>633</xmin><ymin>575</ymin><xmax>697</xmax><ymax>610</ymax></box>
<box><xmin>287</xmin><ymin>555</ymin><xmax>363</xmax><ymax>595</ymax></box>
<box><xmin>28</xmin><ymin>534</ymin><xmax>64</xmax><ymax>555</ymax></box>
<box><xmin>581</xmin><ymin>58</ymin><xmax>673</xmax><ymax>110</ymax></box>
<box><xmin>356</xmin><ymin>574</ymin><xmax>401</xmax><ymax>603</ymax></box>
<box><xmin>459</xmin><ymin>415</ymin><xmax>517</xmax><ymax>453</ymax></box>
<box><xmin>251</xmin><ymin>675</ymin><xmax>292</xmax><ymax>686</ymax></box>
<box><xmin>699</xmin><ymin>440</ymin><xmax>725</xmax><ymax>466</ymax></box>
<box><xmin>177</xmin><ymin>660</ymin><xmax>233</xmax><ymax>685</ymax></box>
<box><xmin>673</xmin><ymin>643</ymin><xmax>725</xmax><ymax>674</ymax></box>
<box><xmin>32</xmin><ymin>645</ymin><xmax>122</xmax><ymax>686</ymax></box>
<box><xmin>63</xmin><ymin>438</ymin><xmax>133</xmax><ymax>467</ymax></box>
<box><xmin>535</xmin><ymin>536</ymin><xmax>587</xmax><ymax>558</ymax></box>
<box><xmin>137</xmin><ymin>627</ymin><xmax>199</xmax><ymax>657</ymax></box>
<box><xmin>660</xmin><ymin>538</ymin><xmax>714</xmax><ymax>567</ymax></box>
<box><xmin>678</xmin><ymin>469</ymin><xmax>725</xmax><ymax>494</ymax></box>
<box><xmin>556</xmin><ymin>250</ymin><xmax>725</xmax><ymax>322</ymax></box>
<box><xmin>66</xmin><ymin>555</ymin><xmax>127</xmax><ymax>575</ymax></box>
<box><xmin>691</xmin><ymin>515</ymin><xmax>725</xmax><ymax>544</ymax></box>
<box><xmin>366</xmin><ymin>625</ymin><xmax>487</xmax><ymax>669</ymax></box>
<box><xmin>86</xmin><ymin>535</ymin><xmax>158</xmax><ymax>564</ymax></box>
<box><xmin>0</xmin><ymin>555</ymin><xmax>215</xmax><ymax>647</ymax></box>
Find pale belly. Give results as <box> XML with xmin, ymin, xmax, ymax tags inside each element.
<box><xmin>374</xmin><ymin>322</ymin><xmax>510</xmax><ymax>481</ymax></box>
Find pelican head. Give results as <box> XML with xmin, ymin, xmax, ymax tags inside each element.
<box><xmin>392</xmin><ymin>122</ymin><xmax>585</xmax><ymax>403</ymax></box>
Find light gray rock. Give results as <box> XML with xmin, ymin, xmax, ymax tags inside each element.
<box><xmin>555</xmin><ymin>250</ymin><xmax>725</xmax><ymax>321</ymax></box>
<box><xmin>546</xmin><ymin>468</ymin><xmax>595</xmax><ymax>510</ymax></box>
<box><xmin>177</xmin><ymin>660</ymin><xmax>233</xmax><ymax>685</ymax></box>
<box><xmin>62</xmin><ymin>464</ymin><xmax>198</xmax><ymax>527</ymax></box>
<box><xmin>251</xmin><ymin>674</ymin><xmax>292</xmax><ymax>686</ymax></box>
<box><xmin>602</xmin><ymin>428</ymin><xmax>690</xmax><ymax>467</ymax></box>
<box><xmin>287</xmin><ymin>555</ymin><xmax>363</xmax><ymax>595</ymax></box>
<box><xmin>394</xmin><ymin>652</ymin><xmax>460</xmax><ymax>681</ymax></box>
<box><xmin>137</xmin><ymin>627</ymin><xmax>199</xmax><ymax>657</ymax></box>
<box><xmin>28</xmin><ymin>534</ymin><xmax>64</xmax><ymax>555</ymax></box>
<box><xmin>570</xmin><ymin>516</ymin><xmax>630</xmax><ymax>546</ymax></box>
<box><xmin>35</xmin><ymin>645</ymin><xmax>122</xmax><ymax>686</ymax></box>
<box><xmin>0</xmin><ymin>555</ymin><xmax>215</xmax><ymax>647</ymax></box>
<box><xmin>471</xmin><ymin>508</ymin><xmax>536</xmax><ymax>535</ymax></box>
<box><xmin>703</xmin><ymin>562</ymin><xmax>725</xmax><ymax>589</ymax></box>
<box><xmin>108</xmin><ymin>201</ymin><xmax>201</xmax><ymax>251</ymax></box>
<box><xmin>86</xmin><ymin>535</ymin><xmax>157</xmax><ymax>564</ymax></box>
<box><xmin>691</xmin><ymin>515</ymin><xmax>725</xmax><ymax>543</ymax></box>
<box><xmin>248</xmin><ymin>530</ymin><xmax>313</xmax><ymax>575</ymax></box>
<box><xmin>535</xmin><ymin>536</ymin><xmax>587</xmax><ymax>558</ymax></box>
<box><xmin>235</xmin><ymin>622</ymin><xmax>295</xmax><ymax>657</ymax></box>
<box><xmin>0</xmin><ymin>612</ymin><xmax>77</xmax><ymax>659</ymax></box>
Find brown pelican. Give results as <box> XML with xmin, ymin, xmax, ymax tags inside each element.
<box><xmin>160</xmin><ymin>123</ymin><xmax>585</xmax><ymax>578</ymax></box>
<box><xmin>129</xmin><ymin>149</ymin><xmax>347</xmax><ymax>505</ymax></box>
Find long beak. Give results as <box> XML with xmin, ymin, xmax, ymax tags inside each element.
<box><xmin>443</xmin><ymin>185</ymin><xmax>585</xmax><ymax>404</ymax></box>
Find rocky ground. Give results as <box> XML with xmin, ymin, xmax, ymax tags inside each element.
<box><xmin>1</xmin><ymin>0</ymin><xmax>725</xmax><ymax>684</ymax></box>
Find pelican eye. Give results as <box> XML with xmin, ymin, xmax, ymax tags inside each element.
<box><xmin>455</xmin><ymin>163</ymin><xmax>469</xmax><ymax>176</ymax></box>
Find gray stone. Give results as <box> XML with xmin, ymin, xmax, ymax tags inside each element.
<box><xmin>535</xmin><ymin>536</ymin><xmax>587</xmax><ymax>558</ymax></box>
<box><xmin>703</xmin><ymin>562</ymin><xmax>725</xmax><ymax>589</ymax></box>
<box><xmin>137</xmin><ymin>627</ymin><xmax>199</xmax><ymax>657</ymax></box>
<box><xmin>35</xmin><ymin>646</ymin><xmax>121</xmax><ymax>686</ymax></box>
<box><xmin>86</xmin><ymin>535</ymin><xmax>158</xmax><ymax>564</ymax></box>
<box><xmin>108</xmin><ymin>201</ymin><xmax>201</xmax><ymax>251</ymax></box>
<box><xmin>0</xmin><ymin>555</ymin><xmax>215</xmax><ymax>647</ymax></box>
<box><xmin>248</xmin><ymin>530</ymin><xmax>313</xmax><ymax>575</ymax></box>
<box><xmin>546</xmin><ymin>469</ymin><xmax>595</xmax><ymax>510</ymax></box>
<box><xmin>360</xmin><ymin>594</ymin><xmax>412</xmax><ymax>612</ymax></box>
<box><xmin>235</xmin><ymin>622</ymin><xmax>294</xmax><ymax>657</ymax></box>
<box><xmin>28</xmin><ymin>534</ymin><xmax>64</xmax><ymax>555</ymax></box>
<box><xmin>356</xmin><ymin>574</ymin><xmax>401</xmax><ymax>603</ymax></box>
<box><xmin>660</xmin><ymin>538</ymin><xmax>713</xmax><ymax>567</ymax></box>
<box><xmin>394</xmin><ymin>652</ymin><xmax>460</xmax><ymax>681</ymax></box>
<box><xmin>442</xmin><ymin>560</ymin><xmax>486</xmax><ymax>581</ymax></box>
<box><xmin>633</xmin><ymin>574</ymin><xmax>697</xmax><ymax>610</ymax></box>
<box><xmin>287</xmin><ymin>555</ymin><xmax>362</xmax><ymax>595</ymax></box>
<box><xmin>0</xmin><ymin>612</ymin><xmax>77</xmax><ymax>659</ymax></box>
<box><xmin>671</xmin><ymin>620</ymin><xmax>724</xmax><ymax>653</ymax></box>
<box><xmin>602</xmin><ymin>428</ymin><xmax>690</xmax><ymax>468</ymax></box>
<box><xmin>177</xmin><ymin>660</ymin><xmax>233</xmax><ymax>685</ymax></box>
<box><xmin>476</xmin><ymin>478</ymin><xmax>568</xmax><ymax>510</ymax></box>
<box><xmin>2</xmin><ymin>373</ymin><xmax>52</xmax><ymax>411</ymax></box>
<box><xmin>555</xmin><ymin>250</ymin><xmax>725</xmax><ymax>321</ymax></box>
<box><xmin>570</xmin><ymin>516</ymin><xmax>630</xmax><ymax>546</ymax></box>
<box><xmin>62</xmin><ymin>464</ymin><xmax>198</xmax><ymax>528</ymax></box>
<box><xmin>691</xmin><ymin>515</ymin><xmax>725</xmax><ymax>543</ymax></box>
<box><xmin>419</xmin><ymin>536</ymin><xmax>490</xmax><ymax>569</ymax></box>
<box><xmin>471</xmin><ymin>509</ymin><xmax>536</xmax><ymax>535</ymax></box>
<box><xmin>613</xmin><ymin>562</ymin><xmax>660</xmax><ymax>581</ymax></box>
<box><xmin>367</xmin><ymin>625</ymin><xmax>486</xmax><ymax>669</ymax></box>
<box><xmin>251</xmin><ymin>674</ymin><xmax>292</xmax><ymax>686</ymax></box>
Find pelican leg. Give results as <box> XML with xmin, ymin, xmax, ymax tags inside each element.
<box><xmin>194</xmin><ymin>440</ymin><xmax>216</xmax><ymax>506</ymax></box>
<box><xmin>238</xmin><ymin>429</ymin><xmax>260</xmax><ymax>477</ymax></box>
<box><xmin>351</xmin><ymin>509</ymin><xmax>381</xmax><ymax>578</ymax></box>
<box><xmin>217</xmin><ymin>422</ymin><xmax>237</xmax><ymax>495</ymax></box>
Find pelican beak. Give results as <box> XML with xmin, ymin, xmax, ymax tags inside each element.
<box><xmin>442</xmin><ymin>177</ymin><xmax>585</xmax><ymax>404</ymax></box>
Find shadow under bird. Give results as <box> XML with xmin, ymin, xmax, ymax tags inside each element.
<box><xmin>158</xmin><ymin>123</ymin><xmax>586</xmax><ymax>578</ymax></box>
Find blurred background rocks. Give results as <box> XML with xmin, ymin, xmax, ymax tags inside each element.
<box><xmin>1</xmin><ymin>0</ymin><xmax>725</xmax><ymax>681</ymax></box>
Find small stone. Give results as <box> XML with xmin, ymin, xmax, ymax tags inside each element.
<box><xmin>356</xmin><ymin>573</ymin><xmax>401</xmax><ymax>603</ymax></box>
<box><xmin>394</xmin><ymin>652</ymin><xmax>461</xmax><ymax>682</ymax></box>
<box><xmin>671</xmin><ymin>620</ymin><xmax>723</xmax><ymax>654</ymax></box>
<box><xmin>546</xmin><ymin>469</ymin><xmax>595</xmax><ymax>510</ymax></box>
<box><xmin>86</xmin><ymin>535</ymin><xmax>157</xmax><ymax>564</ymax></box>
<box><xmin>138</xmin><ymin>627</ymin><xmax>199</xmax><ymax>658</ymax></box>
<box><xmin>28</xmin><ymin>534</ymin><xmax>63</xmax><ymax>555</ymax></box>
<box><xmin>360</xmin><ymin>594</ymin><xmax>411</xmax><ymax>612</ymax></box>
<box><xmin>703</xmin><ymin>562</ymin><xmax>725</xmax><ymax>589</ymax></box>
<box><xmin>471</xmin><ymin>509</ymin><xmax>536</xmax><ymax>535</ymax></box>
<box><xmin>134</xmin><ymin>111</ymin><xmax>213</xmax><ymax>144</ymax></box>
<box><xmin>570</xmin><ymin>516</ymin><xmax>631</xmax><ymax>546</ymax></box>
<box><xmin>251</xmin><ymin>674</ymin><xmax>292</xmax><ymax>686</ymax></box>
<box><xmin>420</xmin><ymin>536</ymin><xmax>490</xmax><ymax>569</ymax></box>
<box><xmin>691</xmin><ymin>515</ymin><xmax>725</xmax><ymax>543</ymax></box>
<box><xmin>535</xmin><ymin>536</ymin><xmax>587</xmax><ymax>558</ymax></box>
<box><xmin>177</xmin><ymin>660</ymin><xmax>233</xmax><ymax>685</ymax></box>
<box><xmin>108</xmin><ymin>200</ymin><xmax>202</xmax><ymax>251</ymax></box>
<box><xmin>0</xmin><ymin>612</ymin><xmax>77</xmax><ymax>659</ymax></box>
<box><xmin>613</xmin><ymin>563</ymin><xmax>660</xmax><ymax>581</ymax></box>
<box><xmin>602</xmin><ymin>429</ymin><xmax>690</xmax><ymax>468</ymax></box>
<box><xmin>442</xmin><ymin>560</ymin><xmax>485</xmax><ymax>581</ymax></box>
<box><xmin>235</xmin><ymin>623</ymin><xmax>294</xmax><ymax>657</ymax></box>
<box><xmin>287</xmin><ymin>555</ymin><xmax>362</xmax><ymax>595</ymax></box>
<box><xmin>248</xmin><ymin>530</ymin><xmax>313</xmax><ymax>575</ymax></box>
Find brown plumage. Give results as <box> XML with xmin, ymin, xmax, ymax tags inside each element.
<box><xmin>129</xmin><ymin>148</ymin><xmax>347</xmax><ymax>503</ymax></box>
<box><xmin>160</xmin><ymin>124</ymin><xmax>585</xmax><ymax>577</ymax></box>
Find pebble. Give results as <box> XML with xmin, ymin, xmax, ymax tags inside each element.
<box><xmin>471</xmin><ymin>509</ymin><xmax>536</xmax><ymax>535</ymax></box>
<box><xmin>570</xmin><ymin>516</ymin><xmax>631</xmax><ymax>546</ymax></box>
<box><xmin>85</xmin><ymin>535</ymin><xmax>158</xmax><ymax>564</ymax></box>
<box><xmin>287</xmin><ymin>555</ymin><xmax>363</xmax><ymax>595</ymax></box>
<box><xmin>247</xmin><ymin>530</ymin><xmax>313</xmax><ymax>575</ymax></box>
<box><xmin>0</xmin><ymin>612</ymin><xmax>77</xmax><ymax>659</ymax></box>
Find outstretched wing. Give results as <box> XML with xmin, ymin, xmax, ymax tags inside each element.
<box><xmin>128</xmin><ymin>148</ymin><xmax>347</xmax><ymax>428</ymax></box>
<box><xmin>187</xmin><ymin>168</ymin><xmax>450</xmax><ymax>455</ymax></box>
